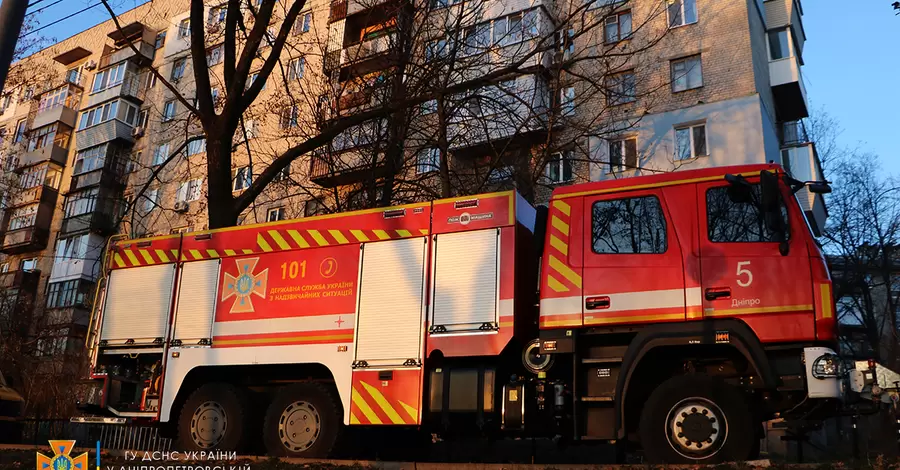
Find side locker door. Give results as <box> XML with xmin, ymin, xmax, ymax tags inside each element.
<box><xmin>351</xmin><ymin>237</ymin><xmax>427</xmax><ymax>425</ymax></box>
<box><xmin>581</xmin><ymin>190</ymin><xmax>686</xmax><ymax>326</ymax></box>
<box><xmin>697</xmin><ymin>180</ymin><xmax>815</xmax><ymax>342</ymax></box>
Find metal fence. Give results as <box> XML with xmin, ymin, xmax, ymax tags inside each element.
<box><xmin>17</xmin><ymin>419</ymin><xmax>171</xmax><ymax>452</ymax></box>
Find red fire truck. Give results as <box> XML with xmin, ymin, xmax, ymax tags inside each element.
<box><xmin>78</xmin><ymin>163</ymin><xmax>889</xmax><ymax>463</ymax></box>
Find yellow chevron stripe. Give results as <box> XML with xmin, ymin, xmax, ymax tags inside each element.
<box><xmin>419</xmin><ymin>229</ymin><xmax>429</xmax><ymax>235</ymax></box>
<box><xmin>206</xmin><ymin>249</ymin><xmax>219</xmax><ymax>258</ymax></box>
<box><xmin>351</xmin><ymin>386</ymin><xmax>382</xmax><ymax>424</ymax></box>
<box><xmin>308</xmin><ymin>230</ymin><xmax>329</xmax><ymax>246</ymax></box>
<box><xmin>360</xmin><ymin>381</ymin><xmax>404</xmax><ymax>424</ymax></box>
<box><xmin>242</xmin><ymin>249</ymin><xmax>254</xmax><ymax>254</ymax></box>
<box><xmin>124</xmin><ymin>250</ymin><xmax>140</xmax><ymax>266</ymax></box>
<box><xmin>189</xmin><ymin>249</ymin><xmax>203</xmax><ymax>260</ymax></box>
<box><xmin>549</xmin><ymin>255</ymin><xmax>582</xmax><ymax>288</ymax></box>
<box><xmin>268</xmin><ymin>230</ymin><xmax>291</xmax><ymax>250</ymax></box>
<box><xmin>170</xmin><ymin>249</ymin><xmax>179</xmax><ymax>259</ymax></box>
<box><xmin>396</xmin><ymin>229</ymin><xmax>412</xmax><ymax>238</ymax></box>
<box><xmin>224</xmin><ymin>249</ymin><xmax>236</xmax><ymax>256</ymax></box>
<box><xmin>547</xmin><ymin>274</ymin><xmax>569</xmax><ymax>293</ymax></box>
<box><xmin>139</xmin><ymin>250</ymin><xmax>154</xmax><ymax>265</ymax></box>
<box><xmin>372</xmin><ymin>229</ymin><xmax>390</xmax><ymax>240</ymax></box>
<box><xmin>551</xmin><ymin>216</ymin><xmax>570</xmax><ymax>236</ymax></box>
<box><xmin>257</xmin><ymin>234</ymin><xmax>273</xmax><ymax>252</ymax></box>
<box><xmin>286</xmin><ymin>229</ymin><xmax>310</xmax><ymax>248</ymax></box>
<box><xmin>549</xmin><ymin>234</ymin><xmax>568</xmax><ymax>256</ymax></box>
<box><xmin>552</xmin><ymin>200</ymin><xmax>571</xmax><ymax>217</ymax></box>
<box><xmin>155</xmin><ymin>250</ymin><xmax>170</xmax><ymax>263</ymax></box>
<box><xmin>113</xmin><ymin>253</ymin><xmax>126</xmax><ymax>268</ymax></box>
<box><xmin>350</xmin><ymin>230</ymin><xmax>369</xmax><ymax>242</ymax></box>
<box><xmin>397</xmin><ymin>400</ymin><xmax>418</xmax><ymax>423</ymax></box>
<box><xmin>350</xmin><ymin>412</ymin><xmax>361</xmax><ymax>425</ymax></box>
<box><xmin>329</xmin><ymin>230</ymin><xmax>350</xmax><ymax>244</ymax></box>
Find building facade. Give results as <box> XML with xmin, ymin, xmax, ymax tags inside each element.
<box><xmin>0</xmin><ymin>0</ymin><xmax>823</xmax><ymax>375</ymax></box>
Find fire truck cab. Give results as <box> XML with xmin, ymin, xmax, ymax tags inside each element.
<box><xmin>79</xmin><ymin>164</ymin><xmax>874</xmax><ymax>464</ymax></box>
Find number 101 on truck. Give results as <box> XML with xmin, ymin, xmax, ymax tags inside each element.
<box><xmin>76</xmin><ymin>164</ymin><xmax>897</xmax><ymax>464</ymax></box>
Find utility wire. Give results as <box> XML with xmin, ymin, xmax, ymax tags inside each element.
<box><xmin>19</xmin><ymin>1</ymin><xmax>102</xmax><ymax>39</ymax></box>
<box><xmin>25</xmin><ymin>0</ymin><xmax>67</xmax><ymax>19</ymax></box>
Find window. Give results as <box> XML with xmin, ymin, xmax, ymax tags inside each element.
<box><xmin>55</xmin><ymin>234</ymin><xmax>89</xmax><ymax>261</ymax></box>
<box><xmin>267</xmin><ymin>207</ymin><xmax>286</xmax><ymax>222</ymax></box>
<box><xmin>178</xmin><ymin>18</ymin><xmax>191</xmax><ymax>39</ymax></box>
<box><xmin>78</xmin><ymin>100</ymin><xmax>122</xmax><ymax>129</ymax></box>
<box><xmin>211</xmin><ymin>88</ymin><xmax>220</xmax><ymax>106</ymax></box>
<box><xmin>287</xmin><ymin>57</ymin><xmax>306</xmax><ymax>81</ymax></box>
<box><xmin>242</xmin><ymin>119</ymin><xmax>259</xmax><ymax>139</ymax></box>
<box><xmin>207</xmin><ymin>45</ymin><xmax>223</xmax><ymax>66</ymax></box>
<box><xmin>176</xmin><ymin>179</ymin><xmax>203</xmax><ymax>203</ymax></box>
<box><xmin>591</xmin><ymin>196</ymin><xmax>667</xmax><ymax>254</ymax></box>
<box><xmin>146</xmin><ymin>71</ymin><xmax>158</xmax><ymax>90</ymax></box>
<box><xmin>13</xmin><ymin>119</ymin><xmax>26</xmax><ymax>143</ymax></box>
<box><xmin>171</xmin><ymin>58</ymin><xmax>186</xmax><ymax>80</ymax></box>
<box><xmin>0</xmin><ymin>263</ymin><xmax>8</xmax><ymax>273</ymax></box>
<box><xmin>8</xmin><ymin>205</ymin><xmax>37</xmax><ymax>230</ymax></box>
<box><xmin>186</xmin><ymin>137</ymin><xmax>206</xmax><ymax>156</ymax></box>
<box><xmin>421</xmin><ymin>99</ymin><xmax>438</xmax><ymax>115</ymax></box>
<box><xmin>65</xmin><ymin>65</ymin><xmax>83</xmax><ymax>85</ymax></box>
<box><xmin>706</xmin><ymin>185</ymin><xmax>788</xmax><ymax>243</ymax></box>
<box><xmin>768</xmin><ymin>28</ymin><xmax>791</xmax><ymax>60</ymax></box>
<box><xmin>667</xmin><ymin>0</ymin><xmax>697</xmax><ymax>28</ymax></box>
<box><xmin>0</xmin><ymin>93</ymin><xmax>13</xmax><ymax>113</ymax></box>
<box><xmin>425</xmin><ymin>38</ymin><xmax>448</xmax><ymax>61</ymax></box>
<box><xmin>560</xmin><ymin>86</ymin><xmax>575</xmax><ymax>116</ymax></box>
<box><xmin>232</xmin><ymin>166</ymin><xmax>251</xmax><ymax>191</ymax></box>
<box><xmin>209</xmin><ymin>5</ymin><xmax>227</xmax><ymax>25</ymax></box>
<box><xmin>27</xmin><ymin>124</ymin><xmax>57</xmax><ymax>152</ymax></box>
<box><xmin>304</xmin><ymin>199</ymin><xmax>325</xmax><ymax>217</ymax></box>
<box><xmin>487</xmin><ymin>165</ymin><xmax>515</xmax><ymax>183</ymax></box>
<box><xmin>280</xmin><ymin>105</ymin><xmax>299</xmax><ymax>128</ymax></box>
<box><xmin>604</xmin><ymin>11</ymin><xmax>632</xmax><ymax>43</ymax></box>
<box><xmin>64</xmin><ymin>188</ymin><xmax>98</xmax><ymax>218</ymax></box>
<box><xmin>606</xmin><ymin>71</ymin><xmax>635</xmax><ymax>105</ymax></box>
<box><xmin>247</xmin><ymin>72</ymin><xmax>266</xmax><ymax>90</ymax></box>
<box><xmin>674</xmin><ymin>123</ymin><xmax>707</xmax><ymax>160</ymax></box>
<box><xmin>608</xmin><ymin>137</ymin><xmax>637</xmax><ymax>172</ymax></box>
<box><xmin>153</xmin><ymin>143</ymin><xmax>169</xmax><ymax>166</ymax></box>
<box><xmin>91</xmin><ymin>62</ymin><xmax>126</xmax><ymax>93</ymax></box>
<box><xmin>138</xmin><ymin>109</ymin><xmax>149</xmax><ymax>129</ymax></box>
<box><xmin>293</xmin><ymin>12</ymin><xmax>312</xmax><ymax>34</ymax></box>
<box><xmin>73</xmin><ymin>144</ymin><xmax>108</xmax><ymax>174</ymax></box>
<box><xmin>272</xmin><ymin>165</ymin><xmax>290</xmax><ymax>182</ymax></box>
<box><xmin>142</xmin><ymin>188</ymin><xmax>159</xmax><ymax>213</ymax></box>
<box><xmin>21</xmin><ymin>258</ymin><xmax>37</xmax><ymax>271</ymax></box>
<box><xmin>46</xmin><ymin>280</ymin><xmax>90</xmax><ymax>309</ymax></box>
<box><xmin>492</xmin><ymin>12</ymin><xmax>524</xmax><ymax>46</ymax></box>
<box><xmin>547</xmin><ymin>152</ymin><xmax>573</xmax><ymax>183</ymax></box>
<box><xmin>463</xmin><ymin>23</ymin><xmax>491</xmax><ymax>56</ymax></box>
<box><xmin>155</xmin><ymin>31</ymin><xmax>167</xmax><ymax>49</ymax></box>
<box><xmin>162</xmin><ymin>100</ymin><xmax>177</xmax><ymax>121</ymax></box>
<box><xmin>671</xmin><ymin>55</ymin><xmax>702</xmax><ymax>92</ymax></box>
<box><xmin>416</xmin><ymin>148</ymin><xmax>440</xmax><ymax>174</ymax></box>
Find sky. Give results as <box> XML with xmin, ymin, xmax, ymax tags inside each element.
<box><xmin>21</xmin><ymin>0</ymin><xmax>900</xmax><ymax>174</ymax></box>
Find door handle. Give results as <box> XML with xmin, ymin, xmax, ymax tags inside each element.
<box><xmin>705</xmin><ymin>287</ymin><xmax>732</xmax><ymax>301</ymax></box>
<box><xmin>585</xmin><ymin>296</ymin><xmax>610</xmax><ymax>310</ymax></box>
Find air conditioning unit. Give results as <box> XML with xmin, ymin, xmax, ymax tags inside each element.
<box><xmin>131</xmin><ymin>126</ymin><xmax>145</xmax><ymax>138</ymax></box>
<box><xmin>84</xmin><ymin>60</ymin><xmax>97</xmax><ymax>70</ymax></box>
<box><xmin>174</xmin><ymin>201</ymin><xmax>189</xmax><ymax>213</ymax></box>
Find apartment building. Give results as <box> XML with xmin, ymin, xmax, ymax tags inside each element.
<box><xmin>0</xmin><ymin>0</ymin><xmax>823</xmax><ymax>370</ymax></box>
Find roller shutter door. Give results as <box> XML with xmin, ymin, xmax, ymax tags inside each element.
<box><xmin>172</xmin><ymin>259</ymin><xmax>220</xmax><ymax>345</ymax></box>
<box><xmin>355</xmin><ymin>238</ymin><xmax>426</xmax><ymax>366</ymax></box>
<box><xmin>101</xmin><ymin>264</ymin><xmax>176</xmax><ymax>345</ymax></box>
<box><xmin>431</xmin><ymin>228</ymin><xmax>499</xmax><ymax>332</ymax></box>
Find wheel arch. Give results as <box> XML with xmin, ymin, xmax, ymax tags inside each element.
<box><xmin>614</xmin><ymin>319</ymin><xmax>774</xmax><ymax>439</ymax></box>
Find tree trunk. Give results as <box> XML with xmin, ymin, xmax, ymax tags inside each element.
<box><xmin>206</xmin><ymin>139</ymin><xmax>238</xmax><ymax>229</ymax></box>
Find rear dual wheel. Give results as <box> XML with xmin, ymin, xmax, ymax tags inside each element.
<box><xmin>176</xmin><ymin>383</ymin><xmax>248</xmax><ymax>452</ymax></box>
<box><xmin>262</xmin><ymin>382</ymin><xmax>342</xmax><ymax>458</ymax></box>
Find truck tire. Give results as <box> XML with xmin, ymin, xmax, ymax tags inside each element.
<box><xmin>262</xmin><ymin>382</ymin><xmax>342</xmax><ymax>458</ymax></box>
<box><xmin>176</xmin><ymin>383</ymin><xmax>248</xmax><ymax>452</ymax></box>
<box><xmin>638</xmin><ymin>374</ymin><xmax>754</xmax><ymax>464</ymax></box>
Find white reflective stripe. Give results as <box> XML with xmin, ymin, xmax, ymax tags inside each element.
<box><xmin>499</xmin><ymin>298</ymin><xmax>514</xmax><ymax>317</ymax></box>
<box><xmin>685</xmin><ymin>287</ymin><xmax>702</xmax><ymax>307</ymax></box>
<box><xmin>213</xmin><ymin>313</ymin><xmax>355</xmax><ymax>337</ymax></box>
<box><xmin>540</xmin><ymin>296</ymin><xmax>582</xmax><ymax>316</ymax></box>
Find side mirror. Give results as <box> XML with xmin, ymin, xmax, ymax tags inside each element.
<box><xmin>808</xmin><ymin>182</ymin><xmax>832</xmax><ymax>194</ymax></box>
<box><xmin>760</xmin><ymin>170</ymin><xmax>780</xmax><ymax>211</ymax></box>
<box><xmin>724</xmin><ymin>174</ymin><xmax>753</xmax><ymax>204</ymax></box>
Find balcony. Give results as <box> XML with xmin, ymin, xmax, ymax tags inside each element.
<box><xmin>18</xmin><ymin>143</ymin><xmax>69</xmax><ymax>169</ymax></box>
<box><xmin>74</xmin><ymin>119</ymin><xmax>134</xmax><ymax>152</ymax></box>
<box><xmin>0</xmin><ymin>189</ymin><xmax>56</xmax><ymax>253</ymax></box>
<box><xmin>83</xmin><ymin>72</ymin><xmax>143</xmax><ymax>109</ymax></box>
<box><xmin>70</xmin><ymin>153</ymin><xmax>128</xmax><ymax>192</ymax></box>
<box><xmin>60</xmin><ymin>210</ymin><xmax>117</xmax><ymax>237</ymax></box>
<box><xmin>309</xmin><ymin>148</ymin><xmax>388</xmax><ymax>187</ymax></box>
<box><xmin>769</xmin><ymin>55</ymin><xmax>808</xmax><ymax>122</ymax></box>
<box><xmin>340</xmin><ymin>33</ymin><xmax>397</xmax><ymax>74</ymax></box>
<box><xmin>779</xmin><ymin>123</ymin><xmax>825</xmax><ymax>236</ymax></box>
<box><xmin>45</xmin><ymin>306</ymin><xmax>92</xmax><ymax>328</ymax></box>
<box><xmin>49</xmin><ymin>234</ymin><xmax>105</xmax><ymax>282</ymax></box>
<box><xmin>98</xmin><ymin>41</ymin><xmax>154</xmax><ymax>70</ymax></box>
<box><xmin>0</xmin><ymin>269</ymin><xmax>40</xmax><ymax>291</ymax></box>
<box><xmin>329</xmin><ymin>0</ymin><xmax>397</xmax><ymax>23</ymax></box>
<box><xmin>33</xmin><ymin>83</ymin><xmax>82</xmax><ymax>129</ymax></box>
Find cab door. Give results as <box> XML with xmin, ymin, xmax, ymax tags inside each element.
<box><xmin>697</xmin><ymin>179</ymin><xmax>815</xmax><ymax>342</ymax></box>
<box><xmin>581</xmin><ymin>189</ymin><xmax>686</xmax><ymax>327</ymax></box>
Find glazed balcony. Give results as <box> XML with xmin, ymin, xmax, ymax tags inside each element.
<box><xmin>0</xmin><ymin>195</ymin><xmax>56</xmax><ymax>254</ymax></box>
<box><xmin>33</xmin><ymin>83</ymin><xmax>82</xmax><ymax>129</ymax></box>
<box><xmin>309</xmin><ymin>148</ymin><xmax>387</xmax><ymax>187</ymax></box>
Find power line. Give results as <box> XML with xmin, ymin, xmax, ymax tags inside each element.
<box><xmin>25</xmin><ymin>0</ymin><xmax>67</xmax><ymax>19</ymax></box>
<box><xmin>19</xmin><ymin>1</ymin><xmax>102</xmax><ymax>39</ymax></box>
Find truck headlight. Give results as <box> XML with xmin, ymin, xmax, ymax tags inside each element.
<box><xmin>812</xmin><ymin>353</ymin><xmax>842</xmax><ymax>379</ymax></box>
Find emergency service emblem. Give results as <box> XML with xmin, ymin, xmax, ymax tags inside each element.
<box><xmin>35</xmin><ymin>440</ymin><xmax>88</xmax><ymax>470</ymax></box>
<box><xmin>221</xmin><ymin>258</ymin><xmax>268</xmax><ymax>313</ymax></box>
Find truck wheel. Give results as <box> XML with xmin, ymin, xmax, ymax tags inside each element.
<box><xmin>639</xmin><ymin>374</ymin><xmax>754</xmax><ymax>464</ymax></box>
<box><xmin>176</xmin><ymin>383</ymin><xmax>248</xmax><ymax>452</ymax></box>
<box><xmin>262</xmin><ymin>382</ymin><xmax>341</xmax><ymax>458</ymax></box>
